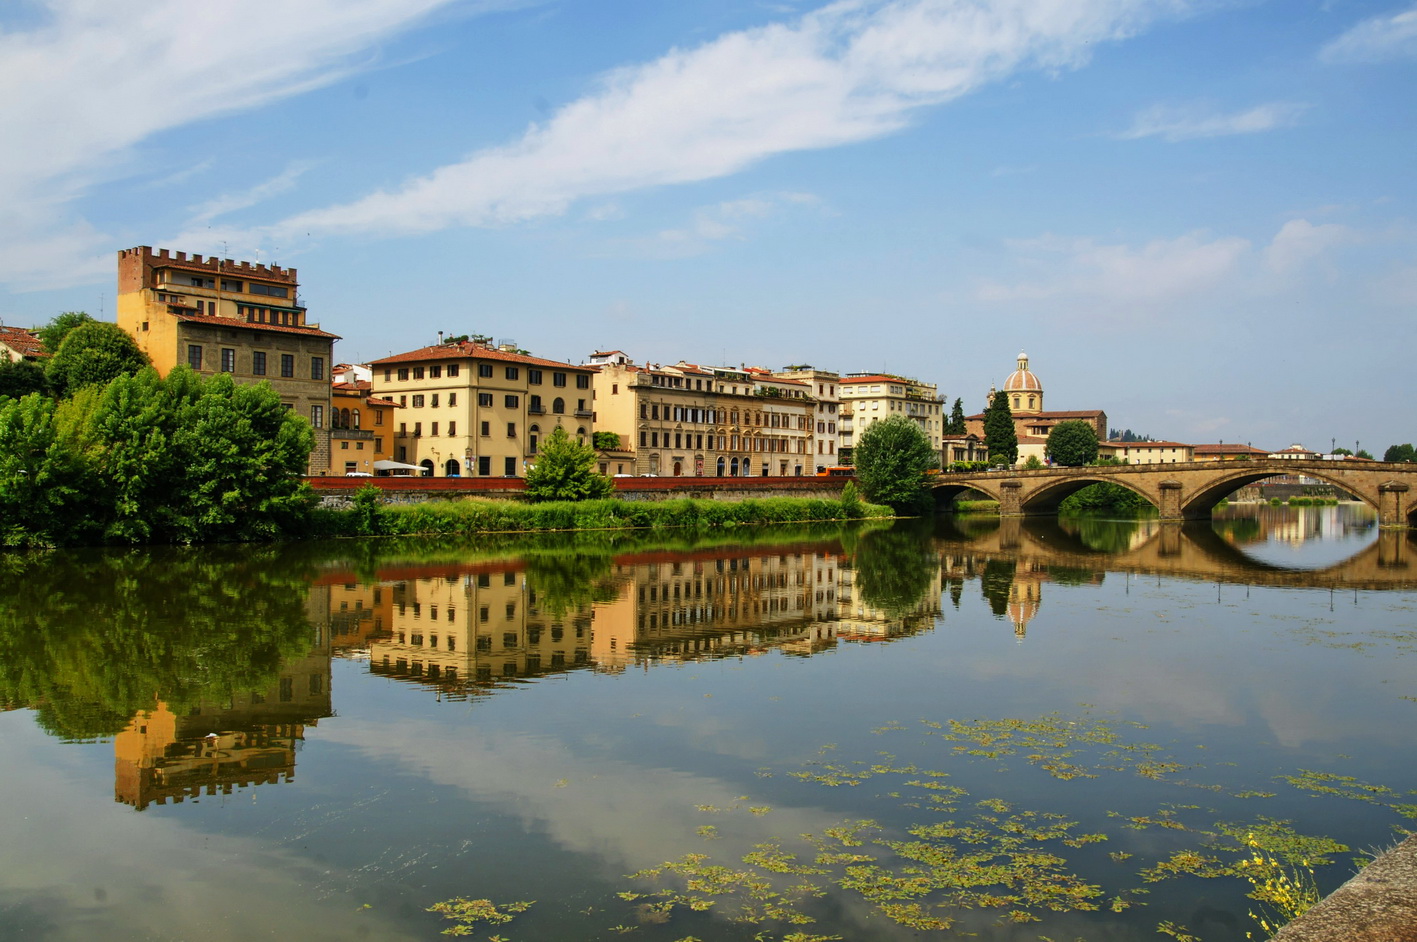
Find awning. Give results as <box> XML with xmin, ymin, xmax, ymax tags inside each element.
<box><xmin>373</xmin><ymin>459</ymin><xmax>423</xmax><ymax>471</ymax></box>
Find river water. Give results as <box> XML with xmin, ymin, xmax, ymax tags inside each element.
<box><xmin>1</xmin><ymin>504</ymin><xmax>1413</xmax><ymax>941</ymax></box>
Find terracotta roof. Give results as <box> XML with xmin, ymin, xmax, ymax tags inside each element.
<box><xmin>365</xmin><ymin>396</ymin><xmax>399</xmax><ymax>408</ymax></box>
<box><xmin>0</xmin><ymin>326</ymin><xmax>47</xmax><ymax>358</ymax></box>
<box><xmin>966</xmin><ymin>409</ymin><xmax>1103</xmax><ymax>421</ymax></box>
<box><xmin>1003</xmin><ymin>368</ymin><xmax>1042</xmax><ymax>392</ymax></box>
<box><xmin>841</xmin><ymin>374</ymin><xmax>912</xmax><ymax>385</ymax></box>
<box><xmin>174</xmin><ymin>313</ymin><xmax>339</xmax><ymax>340</ymax></box>
<box><xmin>370</xmin><ymin>342</ymin><xmax>586</xmax><ymax>370</ymax></box>
<box><xmin>1194</xmin><ymin>443</ymin><xmax>1268</xmax><ymax>455</ymax></box>
<box><xmin>332</xmin><ymin>380</ymin><xmax>372</xmax><ymax>392</ymax></box>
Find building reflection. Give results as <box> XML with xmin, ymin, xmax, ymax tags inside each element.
<box><xmin>114</xmin><ymin>621</ymin><xmax>332</xmax><ymax>811</ymax></box>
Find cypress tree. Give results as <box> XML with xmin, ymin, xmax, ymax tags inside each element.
<box><xmin>983</xmin><ymin>390</ymin><xmax>1018</xmax><ymax>466</ymax></box>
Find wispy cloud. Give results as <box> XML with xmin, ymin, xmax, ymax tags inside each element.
<box><xmin>186</xmin><ymin>162</ymin><xmax>319</xmax><ymax>225</ymax></box>
<box><xmin>0</xmin><ymin>0</ymin><xmax>500</xmax><ymax>289</ymax></box>
<box><xmin>1262</xmin><ymin>218</ymin><xmax>1358</xmax><ymax>274</ymax></box>
<box><xmin>1117</xmin><ymin>101</ymin><xmax>1307</xmax><ymax>142</ymax></box>
<box><xmin>655</xmin><ymin>192</ymin><xmax>823</xmax><ymax>251</ymax></box>
<box><xmin>258</xmin><ymin>0</ymin><xmax>1192</xmax><ymax>243</ymax></box>
<box><xmin>1320</xmin><ymin>4</ymin><xmax>1417</xmax><ymax>63</ymax></box>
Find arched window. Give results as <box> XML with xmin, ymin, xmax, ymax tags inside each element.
<box><xmin>352</xmin><ymin>408</ymin><xmax>361</xmax><ymax>429</ymax></box>
<box><xmin>419</xmin><ymin>459</ymin><xmax>434</xmax><ymax>477</ymax></box>
<box><xmin>445</xmin><ymin>458</ymin><xmax>461</xmax><ymax>476</ymax></box>
<box><xmin>716</xmin><ymin>457</ymin><xmax>725</xmax><ymax>476</ymax></box>
<box><xmin>552</xmin><ymin>397</ymin><xmax>565</xmax><ymax>414</ymax></box>
<box><xmin>730</xmin><ymin>457</ymin><xmax>739</xmax><ymax>476</ymax></box>
<box><xmin>673</xmin><ymin>460</ymin><xmax>682</xmax><ymax>476</ymax></box>
<box><xmin>529</xmin><ymin>424</ymin><xmax>540</xmax><ymax>454</ymax></box>
<box><xmin>577</xmin><ymin>427</ymin><xmax>586</xmax><ymax>441</ymax></box>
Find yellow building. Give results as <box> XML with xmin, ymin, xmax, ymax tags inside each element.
<box><xmin>116</xmin><ymin>246</ymin><xmax>339</xmax><ymax>474</ymax></box>
<box><xmin>588</xmin><ymin>351</ymin><xmax>817</xmax><ymax>477</ymax></box>
<box><xmin>838</xmin><ymin>372</ymin><xmax>945</xmax><ymax>462</ymax></box>
<box><xmin>771</xmin><ymin>366</ymin><xmax>842</xmax><ymax>471</ymax></box>
<box><xmin>964</xmin><ymin>353</ymin><xmax>1107</xmax><ymax>462</ymax></box>
<box><xmin>1097</xmin><ymin>440</ymin><xmax>1196</xmax><ymax>464</ymax></box>
<box><xmin>370</xmin><ymin>340</ymin><xmax>595</xmax><ymax>477</ymax></box>
<box><xmin>330</xmin><ymin>363</ymin><xmax>399</xmax><ymax>475</ymax></box>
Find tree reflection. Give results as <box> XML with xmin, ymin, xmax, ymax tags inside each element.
<box><xmin>850</xmin><ymin>521</ymin><xmax>938</xmax><ymax>617</ymax></box>
<box><xmin>523</xmin><ymin>551</ymin><xmax>622</xmax><ymax>618</ymax></box>
<box><xmin>980</xmin><ymin>559</ymin><xmax>1017</xmax><ymax>617</ymax></box>
<box><xmin>0</xmin><ymin>547</ymin><xmax>317</xmax><ymax>740</ymax></box>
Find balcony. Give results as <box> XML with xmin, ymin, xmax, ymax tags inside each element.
<box><xmin>333</xmin><ymin>428</ymin><xmax>375</xmax><ymax>441</ymax></box>
<box><xmin>575</xmin><ymin>408</ymin><xmax>594</xmax><ymax>418</ymax></box>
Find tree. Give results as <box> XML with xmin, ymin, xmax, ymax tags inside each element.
<box><xmin>947</xmin><ymin>398</ymin><xmax>966</xmax><ymax>435</ymax></box>
<box><xmin>1383</xmin><ymin>444</ymin><xmax>1415</xmax><ymax>463</ymax></box>
<box><xmin>0</xmin><ymin>393</ymin><xmax>95</xmax><ymax>546</ymax></box>
<box><xmin>1046</xmin><ymin>420</ymin><xmax>1099</xmax><ymax>467</ymax></box>
<box><xmin>853</xmin><ymin>414</ymin><xmax>938</xmax><ymax>513</ymax></box>
<box><xmin>524</xmin><ymin>426</ymin><xmax>613</xmax><ymax>501</ymax></box>
<box><xmin>46</xmin><ymin>321</ymin><xmax>149</xmax><ymax>397</ymax></box>
<box><xmin>36</xmin><ymin>311</ymin><xmax>94</xmax><ymax>354</ymax></box>
<box><xmin>592</xmin><ymin>431</ymin><xmax>621</xmax><ymax>450</ymax></box>
<box><xmin>1356</xmin><ymin>449</ymin><xmax>1374</xmax><ymax>460</ymax></box>
<box><xmin>983</xmin><ymin>390</ymin><xmax>1018</xmax><ymax>466</ymax></box>
<box><xmin>0</xmin><ymin>357</ymin><xmax>48</xmax><ymax>400</ymax></box>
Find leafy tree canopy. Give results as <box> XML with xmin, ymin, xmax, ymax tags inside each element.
<box><xmin>983</xmin><ymin>390</ymin><xmax>1018</xmax><ymax>466</ymax></box>
<box><xmin>1046</xmin><ymin>420</ymin><xmax>1099</xmax><ymax>467</ymax></box>
<box><xmin>524</xmin><ymin>426</ymin><xmax>614</xmax><ymax>502</ymax></box>
<box><xmin>36</xmin><ymin>311</ymin><xmax>94</xmax><ymax>354</ymax></box>
<box><xmin>853</xmin><ymin>414</ymin><xmax>938</xmax><ymax>513</ymax></box>
<box><xmin>0</xmin><ymin>357</ymin><xmax>48</xmax><ymax>401</ymax></box>
<box><xmin>1383</xmin><ymin>443</ymin><xmax>1415</xmax><ymax>463</ymax></box>
<box><xmin>592</xmin><ymin>430</ymin><xmax>622</xmax><ymax>450</ymax></box>
<box><xmin>46</xmin><ymin>321</ymin><xmax>149</xmax><ymax>397</ymax></box>
<box><xmin>1356</xmin><ymin>449</ymin><xmax>1374</xmax><ymax>460</ymax></box>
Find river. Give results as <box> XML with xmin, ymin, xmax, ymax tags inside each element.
<box><xmin>1</xmin><ymin>504</ymin><xmax>1413</xmax><ymax>941</ymax></box>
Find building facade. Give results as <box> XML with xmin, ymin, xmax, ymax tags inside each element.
<box><xmin>370</xmin><ymin>340</ymin><xmax>595</xmax><ymax>477</ymax></box>
<box><xmin>773</xmin><ymin>366</ymin><xmax>842</xmax><ymax>471</ymax></box>
<box><xmin>115</xmin><ymin>246</ymin><xmax>338</xmax><ymax>474</ymax></box>
<box><xmin>1097</xmin><ymin>440</ymin><xmax>1196</xmax><ymax>464</ymax></box>
<box><xmin>588</xmin><ymin>351</ymin><xmax>817</xmax><ymax>477</ymax></box>
<box><xmin>964</xmin><ymin>353</ymin><xmax>1107</xmax><ymax>461</ymax></box>
<box><xmin>837</xmin><ymin>372</ymin><xmax>945</xmax><ymax>463</ymax></box>
<box><xmin>330</xmin><ymin>364</ymin><xmax>399</xmax><ymax>475</ymax></box>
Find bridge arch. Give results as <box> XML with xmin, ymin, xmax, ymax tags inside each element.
<box><xmin>1177</xmin><ymin>466</ymin><xmax>1372</xmax><ymax>518</ymax></box>
<box><xmin>1016</xmin><ymin>476</ymin><xmax>1157</xmax><ymax>515</ymax></box>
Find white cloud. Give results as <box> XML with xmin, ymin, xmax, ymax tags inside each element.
<box><xmin>1117</xmin><ymin>101</ymin><xmax>1307</xmax><ymax>142</ymax></box>
<box><xmin>1319</xmin><ymin>4</ymin><xmax>1417</xmax><ymax>63</ymax></box>
<box><xmin>655</xmin><ymin>192</ymin><xmax>821</xmax><ymax>249</ymax></box>
<box><xmin>1263</xmin><ymin>218</ymin><xmax>1357</xmax><ymax>274</ymax></box>
<box><xmin>0</xmin><ymin>0</ymin><xmax>499</xmax><ymax>289</ymax></box>
<box><xmin>261</xmin><ymin>0</ymin><xmax>1191</xmax><ymax>242</ymax></box>
<box><xmin>977</xmin><ymin>230</ymin><xmax>1251</xmax><ymax>305</ymax></box>
<box><xmin>186</xmin><ymin>162</ymin><xmax>320</xmax><ymax>225</ymax></box>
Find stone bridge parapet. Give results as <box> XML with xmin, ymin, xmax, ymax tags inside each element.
<box><xmin>930</xmin><ymin>460</ymin><xmax>1417</xmax><ymax>527</ymax></box>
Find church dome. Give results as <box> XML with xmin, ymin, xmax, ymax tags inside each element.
<box><xmin>1003</xmin><ymin>351</ymin><xmax>1042</xmax><ymax>393</ymax></box>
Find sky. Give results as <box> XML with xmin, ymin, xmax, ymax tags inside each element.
<box><xmin>1</xmin><ymin>0</ymin><xmax>1414</xmax><ymax>452</ymax></box>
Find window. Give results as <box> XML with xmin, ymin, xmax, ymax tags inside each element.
<box><xmin>576</xmin><ymin>374</ymin><xmax>590</xmax><ymax>389</ymax></box>
<box><xmin>352</xmin><ymin>409</ymin><xmax>361</xmax><ymax>428</ymax></box>
<box><xmin>577</xmin><ymin>398</ymin><xmax>587</xmax><ymax>413</ymax></box>
<box><xmin>528</xmin><ymin>369</ymin><xmax>542</xmax><ymax>384</ymax></box>
<box><xmin>530</xmin><ymin>394</ymin><xmax>543</xmax><ymax>412</ymax></box>
<box><xmin>375</xmin><ymin>410</ymin><xmax>383</xmax><ymax>426</ymax></box>
<box><xmin>481</xmin><ymin>421</ymin><xmax>490</xmax><ymax>436</ymax></box>
<box><xmin>478</xmin><ymin>392</ymin><xmax>493</xmax><ymax>407</ymax></box>
<box><xmin>430</xmin><ymin>365</ymin><xmax>441</xmax><ymax>378</ymax></box>
<box><xmin>412</xmin><ymin>395</ymin><xmax>425</xmax><ymax>408</ymax></box>
<box><xmin>504</xmin><ymin>395</ymin><xmax>519</xmax><ymax>408</ymax></box>
<box><xmin>413</xmin><ymin>367</ymin><xmax>424</xmax><ymax>380</ymax></box>
<box><xmin>187</xmin><ymin>345</ymin><xmax>203</xmax><ymax>370</ymax></box>
<box><xmin>507</xmin><ymin>422</ymin><xmax>517</xmax><ymax>437</ymax></box>
<box><xmin>478</xmin><ymin>364</ymin><xmax>493</xmax><ymax>377</ymax></box>
<box><xmin>639</xmin><ymin>431</ymin><xmax>647</xmax><ymax>446</ymax></box>
<box><xmin>249</xmin><ymin>283</ymin><xmax>288</xmax><ymax>298</ymax></box>
<box><xmin>478</xmin><ymin>456</ymin><xmax>491</xmax><ymax>475</ymax></box>
<box><xmin>414</xmin><ymin>422</ymin><xmax>422</xmax><ymax>436</ymax></box>
<box><xmin>280</xmin><ymin>354</ymin><xmax>294</xmax><ymax>378</ymax></box>
<box><xmin>252</xmin><ymin>351</ymin><xmax>266</xmax><ymax>375</ymax></box>
<box><xmin>449</xmin><ymin>393</ymin><xmax>457</xmax><ymax>406</ymax></box>
<box><xmin>548</xmin><ymin>371</ymin><xmax>567</xmax><ymax>388</ymax></box>
<box><xmin>397</xmin><ymin>368</ymin><xmax>409</xmax><ymax>381</ymax></box>
<box><xmin>220</xmin><ymin>348</ymin><xmax>235</xmax><ymax>372</ymax></box>
<box><xmin>505</xmin><ymin>456</ymin><xmax>517</xmax><ymax>475</ymax></box>
<box><xmin>431</xmin><ymin>394</ymin><xmax>439</xmax><ymax>407</ymax></box>
<box><xmin>529</xmin><ymin>426</ymin><xmax>539</xmax><ymax>453</ymax></box>
<box><xmin>220</xmin><ymin>279</ymin><xmax>243</xmax><ymax>292</ymax></box>
<box><xmin>552</xmin><ymin>397</ymin><xmax>565</xmax><ymax>414</ymax></box>
<box><xmin>448</xmin><ymin>422</ymin><xmax>456</xmax><ymax>435</ymax></box>
<box><xmin>505</xmin><ymin>367</ymin><xmax>519</xmax><ymax>380</ymax></box>
<box><xmin>431</xmin><ymin>422</ymin><xmax>439</xmax><ymax>436</ymax></box>
<box><xmin>448</xmin><ymin>364</ymin><xmax>459</xmax><ymax>377</ymax></box>
<box><xmin>311</xmin><ymin>405</ymin><xmax>324</xmax><ymax>428</ymax></box>
<box><xmin>399</xmin><ymin>395</ymin><xmax>406</xmax><ymax>407</ymax></box>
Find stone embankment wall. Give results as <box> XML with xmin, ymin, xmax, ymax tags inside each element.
<box><xmin>307</xmin><ymin>475</ymin><xmax>850</xmax><ymax>504</ymax></box>
<box><xmin>1272</xmin><ymin>834</ymin><xmax>1417</xmax><ymax>942</ymax></box>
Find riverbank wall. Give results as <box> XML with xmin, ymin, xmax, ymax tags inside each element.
<box><xmin>307</xmin><ymin>475</ymin><xmax>850</xmax><ymax>503</ymax></box>
<box><xmin>1273</xmin><ymin>834</ymin><xmax>1417</xmax><ymax>942</ymax></box>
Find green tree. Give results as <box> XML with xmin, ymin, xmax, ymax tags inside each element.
<box><xmin>0</xmin><ymin>357</ymin><xmax>48</xmax><ymax>400</ymax></box>
<box><xmin>853</xmin><ymin>414</ymin><xmax>938</xmax><ymax>513</ymax></box>
<box><xmin>1046</xmin><ymin>420</ymin><xmax>1099</xmax><ymax>467</ymax></box>
<box><xmin>0</xmin><ymin>393</ymin><xmax>95</xmax><ymax>546</ymax></box>
<box><xmin>983</xmin><ymin>390</ymin><xmax>1018</xmax><ymax>466</ymax></box>
<box><xmin>1356</xmin><ymin>449</ymin><xmax>1374</xmax><ymax>460</ymax></box>
<box><xmin>947</xmin><ymin>398</ymin><xmax>966</xmax><ymax>435</ymax></box>
<box><xmin>46</xmin><ymin>321</ymin><xmax>149</xmax><ymax>397</ymax></box>
<box><xmin>35</xmin><ymin>311</ymin><xmax>94</xmax><ymax>354</ymax></box>
<box><xmin>524</xmin><ymin>426</ymin><xmax>614</xmax><ymax>502</ymax></box>
<box><xmin>592</xmin><ymin>431</ymin><xmax>622</xmax><ymax>450</ymax></box>
<box><xmin>1383</xmin><ymin>443</ymin><xmax>1415</xmax><ymax>463</ymax></box>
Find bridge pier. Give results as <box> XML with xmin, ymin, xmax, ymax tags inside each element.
<box><xmin>1158</xmin><ymin>480</ymin><xmax>1185</xmax><ymax>521</ymax></box>
<box><xmin>1378</xmin><ymin>482</ymin><xmax>1411</xmax><ymax>528</ymax></box>
<box><xmin>998</xmin><ymin>480</ymin><xmax>1024</xmax><ymax>517</ymax></box>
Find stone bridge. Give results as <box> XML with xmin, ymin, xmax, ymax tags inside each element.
<box><xmin>931</xmin><ymin>459</ymin><xmax>1417</xmax><ymax>526</ymax></box>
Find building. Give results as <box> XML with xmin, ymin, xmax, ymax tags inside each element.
<box><xmin>1193</xmin><ymin>443</ymin><xmax>1269</xmax><ymax>461</ymax></box>
<box><xmin>115</xmin><ymin>246</ymin><xmax>339</xmax><ymax>474</ymax></box>
<box><xmin>1269</xmin><ymin>444</ymin><xmax>1322</xmax><ymax>460</ymax></box>
<box><xmin>1098</xmin><ymin>440</ymin><xmax>1196</xmax><ymax>464</ymax></box>
<box><xmin>370</xmin><ymin>340</ymin><xmax>595</xmax><ymax>477</ymax></box>
<box><xmin>588</xmin><ymin>351</ymin><xmax>817</xmax><ymax>477</ymax></box>
<box><xmin>0</xmin><ymin>325</ymin><xmax>45</xmax><ymax>362</ymax></box>
<box><xmin>964</xmin><ymin>353</ymin><xmax>1107</xmax><ymax>461</ymax></box>
<box><xmin>773</xmin><ymin>366</ymin><xmax>842</xmax><ymax>471</ymax></box>
<box><xmin>330</xmin><ymin>364</ymin><xmax>399</xmax><ymax>475</ymax></box>
<box><xmin>838</xmin><ymin>372</ymin><xmax>945</xmax><ymax>463</ymax></box>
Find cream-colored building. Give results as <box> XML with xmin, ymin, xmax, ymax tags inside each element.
<box><xmin>588</xmin><ymin>351</ymin><xmax>817</xmax><ymax>477</ymax></box>
<box><xmin>1098</xmin><ymin>440</ymin><xmax>1196</xmax><ymax>464</ymax></box>
<box><xmin>965</xmin><ymin>353</ymin><xmax>1107</xmax><ymax>465</ymax></box>
<box><xmin>116</xmin><ymin>246</ymin><xmax>339</xmax><ymax>474</ymax></box>
<box><xmin>370</xmin><ymin>340</ymin><xmax>595</xmax><ymax>477</ymax></box>
<box><xmin>773</xmin><ymin>366</ymin><xmax>842</xmax><ymax>471</ymax></box>
<box><xmin>838</xmin><ymin>372</ymin><xmax>945</xmax><ymax>462</ymax></box>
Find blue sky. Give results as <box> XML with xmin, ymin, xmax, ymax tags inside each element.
<box><xmin>2</xmin><ymin>0</ymin><xmax>1414</xmax><ymax>451</ymax></box>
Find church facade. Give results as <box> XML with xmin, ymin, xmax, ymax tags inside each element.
<box><xmin>964</xmin><ymin>353</ymin><xmax>1107</xmax><ymax>463</ymax></box>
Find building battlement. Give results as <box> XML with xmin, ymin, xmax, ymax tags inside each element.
<box><xmin>120</xmin><ymin>246</ymin><xmax>297</xmax><ymax>283</ymax></box>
